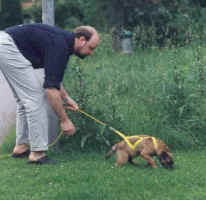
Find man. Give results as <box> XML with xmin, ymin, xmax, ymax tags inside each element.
<box><xmin>0</xmin><ymin>23</ymin><xmax>99</xmax><ymax>164</ymax></box>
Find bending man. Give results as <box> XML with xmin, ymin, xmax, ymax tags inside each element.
<box><xmin>0</xmin><ymin>23</ymin><xmax>99</xmax><ymax>164</ymax></box>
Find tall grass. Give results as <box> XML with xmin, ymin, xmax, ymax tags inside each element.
<box><xmin>62</xmin><ymin>34</ymin><xmax>206</xmax><ymax>151</ymax></box>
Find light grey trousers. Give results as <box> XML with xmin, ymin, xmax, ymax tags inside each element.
<box><xmin>0</xmin><ymin>31</ymin><xmax>49</xmax><ymax>151</ymax></box>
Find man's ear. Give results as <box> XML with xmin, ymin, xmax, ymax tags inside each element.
<box><xmin>80</xmin><ymin>41</ymin><xmax>86</xmax><ymax>48</ymax></box>
<box><xmin>79</xmin><ymin>36</ymin><xmax>87</xmax><ymax>48</ymax></box>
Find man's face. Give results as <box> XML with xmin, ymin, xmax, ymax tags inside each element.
<box><xmin>74</xmin><ymin>34</ymin><xmax>99</xmax><ymax>59</ymax></box>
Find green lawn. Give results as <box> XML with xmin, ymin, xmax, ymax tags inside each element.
<box><xmin>0</xmin><ymin>148</ymin><xmax>206</xmax><ymax>200</ymax></box>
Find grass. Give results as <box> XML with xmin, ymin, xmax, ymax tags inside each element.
<box><xmin>0</xmin><ymin>145</ymin><xmax>206</xmax><ymax>200</ymax></box>
<box><xmin>1</xmin><ymin>132</ymin><xmax>206</xmax><ymax>200</ymax></box>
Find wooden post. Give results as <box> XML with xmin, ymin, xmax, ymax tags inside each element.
<box><xmin>41</xmin><ymin>0</ymin><xmax>59</xmax><ymax>145</ymax></box>
<box><xmin>42</xmin><ymin>0</ymin><xmax>55</xmax><ymax>26</ymax></box>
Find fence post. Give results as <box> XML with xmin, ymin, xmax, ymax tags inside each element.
<box><xmin>0</xmin><ymin>0</ymin><xmax>2</xmax><ymax>12</ymax></box>
<box><xmin>41</xmin><ymin>0</ymin><xmax>59</xmax><ymax>145</ymax></box>
<box><xmin>42</xmin><ymin>0</ymin><xmax>55</xmax><ymax>26</ymax></box>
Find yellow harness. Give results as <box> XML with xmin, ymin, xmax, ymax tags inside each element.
<box><xmin>126</xmin><ymin>136</ymin><xmax>158</xmax><ymax>150</ymax></box>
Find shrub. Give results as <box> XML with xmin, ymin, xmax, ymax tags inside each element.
<box><xmin>132</xmin><ymin>1</ymin><xmax>206</xmax><ymax>48</ymax></box>
<box><xmin>0</xmin><ymin>0</ymin><xmax>22</xmax><ymax>29</ymax></box>
<box><xmin>61</xmin><ymin>34</ymin><xmax>206</xmax><ymax>151</ymax></box>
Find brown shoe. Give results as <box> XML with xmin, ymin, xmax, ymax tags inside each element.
<box><xmin>28</xmin><ymin>156</ymin><xmax>56</xmax><ymax>165</ymax></box>
<box><xmin>12</xmin><ymin>150</ymin><xmax>30</xmax><ymax>158</ymax></box>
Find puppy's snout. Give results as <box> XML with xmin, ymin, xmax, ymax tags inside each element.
<box><xmin>164</xmin><ymin>160</ymin><xmax>174</xmax><ymax>169</ymax></box>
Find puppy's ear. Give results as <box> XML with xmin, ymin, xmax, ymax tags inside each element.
<box><xmin>160</xmin><ymin>151</ymin><xmax>167</xmax><ymax>159</ymax></box>
<box><xmin>160</xmin><ymin>151</ymin><xmax>174</xmax><ymax>169</ymax></box>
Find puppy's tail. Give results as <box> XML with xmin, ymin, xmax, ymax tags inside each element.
<box><xmin>105</xmin><ymin>144</ymin><xmax>117</xmax><ymax>159</ymax></box>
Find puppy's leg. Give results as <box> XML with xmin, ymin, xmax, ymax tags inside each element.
<box><xmin>140</xmin><ymin>151</ymin><xmax>157</xmax><ymax>168</ymax></box>
<box><xmin>105</xmin><ymin>145</ymin><xmax>116</xmax><ymax>159</ymax></box>
<box><xmin>115</xmin><ymin>150</ymin><xmax>129</xmax><ymax>167</ymax></box>
<box><xmin>128</xmin><ymin>157</ymin><xmax>139</xmax><ymax>166</ymax></box>
<box><xmin>145</xmin><ymin>162</ymin><xmax>152</xmax><ymax>168</ymax></box>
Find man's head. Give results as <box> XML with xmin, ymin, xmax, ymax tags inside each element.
<box><xmin>73</xmin><ymin>26</ymin><xmax>99</xmax><ymax>59</ymax></box>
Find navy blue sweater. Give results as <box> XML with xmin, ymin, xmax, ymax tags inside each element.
<box><xmin>5</xmin><ymin>23</ymin><xmax>75</xmax><ymax>90</ymax></box>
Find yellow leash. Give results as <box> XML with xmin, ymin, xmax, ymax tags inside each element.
<box><xmin>48</xmin><ymin>130</ymin><xmax>64</xmax><ymax>148</ymax></box>
<box><xmin>77</xmin><ymin>109</ymin><xmax>158</xmax><ymax>151</ymax></box>
<box><xmin>0</xmin><ymin>108</ymin><xmax>157</xmax><ymax>159</ymax></box>
<box><xmin>77</xmin><ymin>109</ymin><xmax>135</xmax><ymax>149</ymax></box>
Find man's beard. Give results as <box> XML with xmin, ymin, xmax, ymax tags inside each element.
<box><xmin>74</xmin><ymin>51</ymin><xmax>87</xmax><ymax>59</ymax></box>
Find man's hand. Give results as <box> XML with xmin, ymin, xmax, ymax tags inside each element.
<box><xmin>65</xmin><ymin>96</ymin><xmax>79</xmax><ymax>111</ymax></box>
<box><xmin>45</xmin><ymin>87</ymin><xmax>76</xmax><ymax>136</ymax></box>
<box><xmin>61</xmin><ymin>118</ymin><xmax>75</xmax><ymax>136</ymax></box>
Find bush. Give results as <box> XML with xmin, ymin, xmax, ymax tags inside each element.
<box><xmin>24</xmin><ymin>0</ymin><xmax>84</xmax><ymax>29</ymax></box>
<box><xmin>0</xmin><ymin>0</ymin><xmax>22</xmax><ymax>29</ymax></box>
<box><xmin>61</xmin><ymin>34</ymin><xmax>206</xmax><ymax>151</ymax></box>
<box><xmin>132</xmin><ymin>1</ymin><xmax>206</xmax><ymax>48</ymax></box>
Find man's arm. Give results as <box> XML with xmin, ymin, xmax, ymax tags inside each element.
<box><xmin>45</xmin><ymin>88</ymin><xmax>68</xmax><ymax>122</ymax></box>
<box><xmin>60</xmin><ymin>83</ymin><xmax>79</xmax><ymax>111</ymax></box>
<box><xmin>45</xmin><ymin>88</ymin><xmax>75</xmax><ymax>135</ymax></box>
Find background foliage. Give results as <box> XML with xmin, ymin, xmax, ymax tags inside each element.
<box><xmin>60</xmin><ymin>33</ymin><xmax>206</xmax><ymax>151</ymax></box>
<box><xmin>1</xmin><ymin>0</ymin><xmax>206</xmax><ymax>47</ymax></box>
<box><xmin>0</xmin><ymin>0</ymin><xmax>22</xmax><ymax>29</ymax></box>
<box><xmin>21</xmin><ymin>0</ymin><xmax>206</xmax><ymax>47</ymax></box>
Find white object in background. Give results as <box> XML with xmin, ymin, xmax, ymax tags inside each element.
<box><xmin>0</xmin><ymin>71</ymin><xmax>16</xmax><ymax>145</ymax></box>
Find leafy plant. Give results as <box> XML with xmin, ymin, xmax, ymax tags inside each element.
<box><xmin>62</xmin><ymin>33</ymin><xmax>206</xmax><ymax>151</ymax></box>
<box><xmin>0</xmin><ymin>0</ymin><xmax>22</xmax><ymax>29</ymax></box>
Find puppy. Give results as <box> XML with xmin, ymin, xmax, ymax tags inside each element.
<box><xmin>106</xmin><ymin>135</ymin><xmax>174</xmax><ymax>169</ymax></box>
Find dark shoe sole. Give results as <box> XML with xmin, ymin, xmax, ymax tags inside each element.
<box><xmin>28</xmin><ymin>156</ymin><xmax>56</xmax><ymax>165</ymax></box>
<box><xmin>11</xmin><ymin>150</ymin><xmax>30</xmax><ymax>158</ymax></box>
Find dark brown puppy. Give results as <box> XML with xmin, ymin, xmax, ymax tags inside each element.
<box><xmin>106</xmin><ymin>135</ymin><xmax>174</xmax><ymax>169</ymax></box>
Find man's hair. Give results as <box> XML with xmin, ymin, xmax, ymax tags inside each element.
<box><xmin>73</xmin><ymin>26</ymin><xmax>95</xmax><ymax>41</ymax></box>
